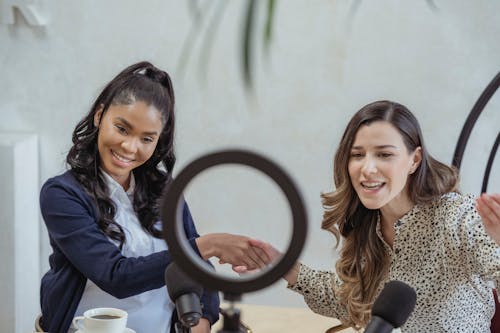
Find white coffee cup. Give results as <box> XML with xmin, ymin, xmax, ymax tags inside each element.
<box><xmin>72</xmin><ymin>307</ymin><xmax>128</xmax><ymax>333</ymax></box>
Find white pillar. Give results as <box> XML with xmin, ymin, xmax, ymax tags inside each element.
<box><xmin>0</xmin><ymin>133</ymin><xmax>39</xmax><ymax>333</ymax></box>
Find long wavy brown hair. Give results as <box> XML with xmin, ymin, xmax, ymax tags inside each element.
<box><xmin>321</xmin><ymin>100</ymin><xmax>459</xmax><ymax>328</ymax></box>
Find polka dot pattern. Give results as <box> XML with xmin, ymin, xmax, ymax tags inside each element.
<box><xmin>289</xmin><ymin>193</ymin><xmax>500</xmax><ymax>332</ymax></box>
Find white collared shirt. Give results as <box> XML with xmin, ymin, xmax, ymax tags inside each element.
<box><xmin>73</xmin><ymin>171</ymin><xmax>174</xmax><ymax>333</ymax></box>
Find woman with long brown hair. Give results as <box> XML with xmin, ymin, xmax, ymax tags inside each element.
<box><xmin>246</xmin><ymin>100</ymin><xmax>499</xmax><ymax>332</ymax></box>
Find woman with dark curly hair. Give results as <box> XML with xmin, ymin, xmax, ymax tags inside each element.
<box><xmin>245</xmin><ymin>101</ymin><xmax>499</xmax><ymax>332</ymax></box>
<box><xmin>39</xmin><ymin>61</ymin><xmax>269</xmax><ymax>333</ymax></box>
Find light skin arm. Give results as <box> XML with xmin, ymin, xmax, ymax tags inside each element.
<box><xmin>476</xmin><ymin>193</ymin><xmax>500</xmax><ymax>246</ymax></box>
<box><xmin>195</xmin><ymin>233</ymin><xmax>271</xmax><ymax>270</ymax></box>
<box><xmin>233</xmin><ymin>239</ymin><xmax>301</xmax><ymax>285</ymax></box>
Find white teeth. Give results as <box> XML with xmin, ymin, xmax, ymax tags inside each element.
<box><xmin>362</xmin><ymin>182</ymin><xmax>383</xmax><ymax>189</ymax></box>
<box><xmin>112</xmin><ymin>151</ymin><xmax>132</xmax><ymax>163</ymax></box>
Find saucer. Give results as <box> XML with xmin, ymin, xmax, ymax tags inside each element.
<box><xmin>75</xmin><ymin>328</ymin><xmax>135</xmax><ymax>333</ymax></box>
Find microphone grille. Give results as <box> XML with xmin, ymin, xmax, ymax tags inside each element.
<box><xmin>372</xmin><ymin>280</ymin><xmax>417</xmax><ymax>327</ymax></box>
<box><xmin>165</xmin><ymin>262</ymin><xmax>203</xmax><ymax>300</ymax></box>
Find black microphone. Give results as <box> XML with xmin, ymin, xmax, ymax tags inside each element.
<box><xmin>364</xmin><ymin>280</ymin><xmax>417</xmax><ymax>333</ymax></box>
<box><xmin>165</xmin><ymin>262</ymin><xmax>203</xmax><ymax>328</ymax></box>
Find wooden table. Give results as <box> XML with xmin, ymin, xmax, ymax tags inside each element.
<box><xmin>211</xmin><ymin>303</ymin><xmax>356</xmax><ymax>333</ymax></box>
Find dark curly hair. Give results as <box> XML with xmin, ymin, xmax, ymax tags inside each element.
<box><xmin>66</xmin><ymin>61</ymin><xmax>176</xmax><ymax>248</ymax></box>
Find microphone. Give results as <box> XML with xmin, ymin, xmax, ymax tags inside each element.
<box><xmin>364</xmin><ymin>280</ymin><xmax>417</xmax><ymax>333</ymax></box>
<box><xmin>165</xmin><ymin>262</ymin><xmax>203</xmax><ymax>328</ymax></box>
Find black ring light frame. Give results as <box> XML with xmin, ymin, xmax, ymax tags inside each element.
<box><xmin>161</xmin><ymin>149</ymin><xmax>308</xmax><ymax>295</ymax></box>
<box><xmin>452</xmin><ymin>71</ymin><xmax>499</xmax><ymax>193</ymax></box>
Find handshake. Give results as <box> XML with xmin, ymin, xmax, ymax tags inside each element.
<box><xmin>195</xmin><ymin>233</ymin><xmax>281</xmax><ymax>273</ymax></box>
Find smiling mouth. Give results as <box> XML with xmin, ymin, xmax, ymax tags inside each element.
<box><xmin>111</xmin><ymin>150</ymin><xmax>134</xmax><ymax>163</ymax></box>
<box><xmin>361</xmin><ymin>182</ymin><xmax>385</xmax><ymax>190</ymax></box>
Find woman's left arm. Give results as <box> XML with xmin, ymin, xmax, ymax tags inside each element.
<box><xmin>450</xmin><ymin>194</ymin><xmax>499</xmax><ymax>283</ymax></box>
<box><xmin>476</xmin><ymin>193</ymin><xmax>500</xmax><ymax>246</ymax></box>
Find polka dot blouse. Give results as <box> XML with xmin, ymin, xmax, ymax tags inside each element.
<box><xmin>288</xmin><ymin>192</ymin><xmax>500</xmax><ymax>332</ymax></box>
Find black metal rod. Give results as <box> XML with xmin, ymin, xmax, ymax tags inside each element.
<box><xmin>452</xmin><ymin>72</ymin><xmax>500</xmax><ymax>170</ymax></box>
<box><xmin>482</xmin><ymin>132</ymin><xmax>500</xmax><ymax>193</ymax></box>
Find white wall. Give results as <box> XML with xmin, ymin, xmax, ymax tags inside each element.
<box><xmin>0</xmin><ymin>134</ymin><xmax>39</xmax><ymax>333</ymax></box>
<box><xmin>0</xmin><ymin>0</ymin><xmax>498</xmax><ymax>314</ymax></box>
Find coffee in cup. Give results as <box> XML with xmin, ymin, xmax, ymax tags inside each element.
<box><xmin>72</xmin><ymin>307</ymin><xmax>127</xmax><ymax>333</ymax></box>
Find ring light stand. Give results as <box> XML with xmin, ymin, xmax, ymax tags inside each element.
<box><xmin>161</xmin><ymin>149</ymin><xmax>307</xmax><ymax>333</ymax></box>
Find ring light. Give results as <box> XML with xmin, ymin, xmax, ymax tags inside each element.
<box><xmin>161</xmin><ymin>149</ymin><xmax>307</xmax><ymax>294</ymax></box>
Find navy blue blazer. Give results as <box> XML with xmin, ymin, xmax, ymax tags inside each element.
<box><xmin>39</xmin><ymin>170</ymin><xmax>219</xmax><ymax>332</ymax></box>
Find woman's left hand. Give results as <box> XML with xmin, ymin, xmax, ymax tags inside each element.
<box><xmin>476</xmin><ymin>193</ymin><xmax>500</xmax><ymax>246</ymax></box>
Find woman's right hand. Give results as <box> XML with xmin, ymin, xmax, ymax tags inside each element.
<box><xmin>233</xmin><ymin>239</ymin><xmax>301</xmax><ymax>285</ymax></box>
<box><xmin>476</xmin><ymin>193</ymin><xmax>500</xmax><ymax>246</ymax></box>
<box><xmin>195</xmin><ymin>233</ymin><xmax>271</xmax><ymax>270</ymax></box>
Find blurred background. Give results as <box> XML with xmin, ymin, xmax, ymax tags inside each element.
<box><xmin>1</xmin><ymin>0</ymin><xmax>499</xmax><ymax>332</ymax></box>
